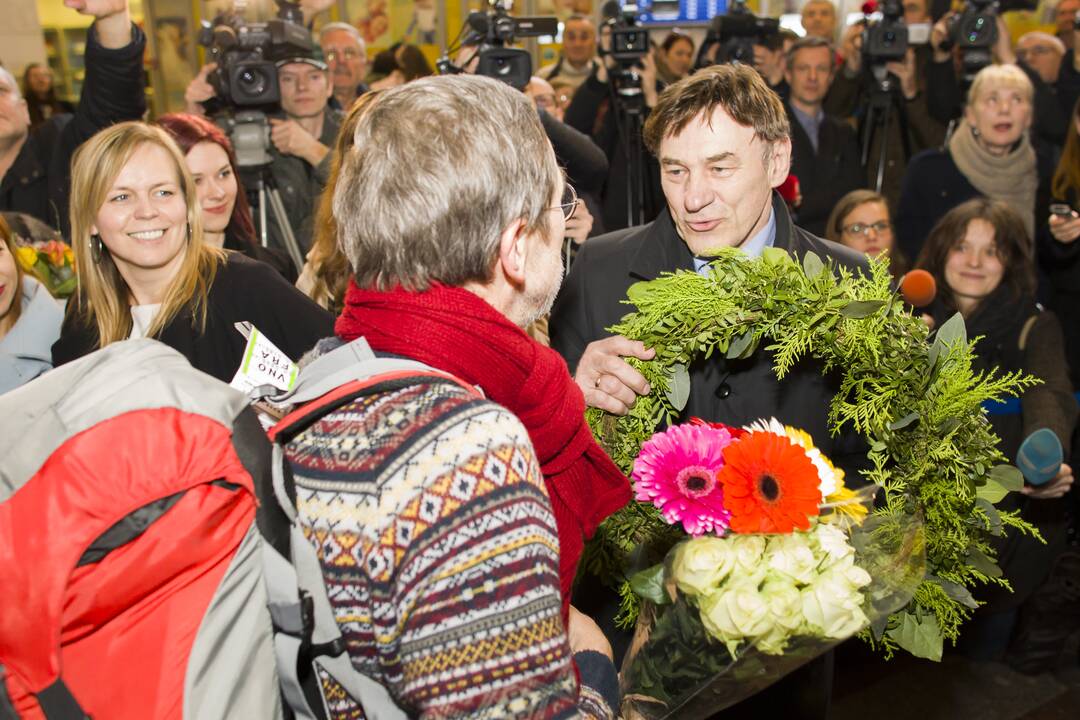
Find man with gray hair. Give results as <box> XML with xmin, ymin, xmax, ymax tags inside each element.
<box><xmin>319</xmin><ymin>21</ymin><xmax>369</xmax><ymax>109</ymax></box>
<box><xmin>0</xmin><ymin>0</ymin><xmax>145</xmax><ymax>238</ymax></box>
<box><xmin>282</xmin><ymin>73</ymin><xmax>625</xmax><ymax>717</ymax></box>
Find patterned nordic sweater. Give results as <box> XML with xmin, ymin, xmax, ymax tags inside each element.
<box><xmin>285</xmin><ymin>377</ymin><xmax>617</xmax><ymax>719</ymax></box>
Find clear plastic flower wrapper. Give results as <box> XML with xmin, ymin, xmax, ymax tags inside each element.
<box><xmin>613</xmin><ymin>419</ymin><xmax>927</xmax><ymax>720</ymax></box>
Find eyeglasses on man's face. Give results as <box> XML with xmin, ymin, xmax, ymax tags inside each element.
<box><xmin>552</xmin><ymin>184</ymin><xmax>578</xmax><ymax>221</ymax></box>
<box><xmin>843</xmin><ymin>221</ymin><xmax>892</xmax><ymax>237</ymax></box>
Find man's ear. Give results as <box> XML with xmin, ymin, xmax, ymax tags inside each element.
<box><xmin>495</xmin><ymin>217</ymin><xmax>530</xmax><ymax>286</ymax></box>
<box><xmin>767</xmin><ymin>137</ymin><xmax>793</xmax><ymax>188</ymax></box>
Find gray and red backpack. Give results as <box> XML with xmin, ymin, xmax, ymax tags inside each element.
<box><xmin>0</xmin><ymin>338</ymin><xmax>474</xmax><ymax>719</ymax></box>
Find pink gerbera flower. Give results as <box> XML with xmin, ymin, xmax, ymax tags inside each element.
<box><xmin>632</xmin><ymin>423</ymin><xmax>737</xmax><ymax>536</ymax></box>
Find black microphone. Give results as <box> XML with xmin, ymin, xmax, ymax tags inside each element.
<box><xmin>601</xmin><ymin>0</ymin><xmax>621</xmax><ymax>21</ymax></box>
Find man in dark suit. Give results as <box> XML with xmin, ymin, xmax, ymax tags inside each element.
<box><xmin>784</xmin><ymin>36</ymin><xmax>864</xmax><ymax>237</ymax></box>
<box><xmin>549</xmin><ymin>63</ymin><xmax>868</xmax><ymax>720</ymax></box>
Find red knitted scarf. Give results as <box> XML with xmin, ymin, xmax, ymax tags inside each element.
<box><xmin>335</xmin><ymin>280</ymin><xmax>630</xmax><ymax>611</ymax></box>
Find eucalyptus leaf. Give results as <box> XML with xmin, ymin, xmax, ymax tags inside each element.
<box><xmin>839</xmin><ymin>300</ymin><xmax>886</xmax><ymax>319</ymax></box>
<box><xmin>933</xmin><ymin>577</ymin><xmax>979</xmax><ymax>610</ymax></box>
<box><xmin>887</xmin><ymin>612</ymin><xmax>943</xmax><ymax>662</ymax></box>
<box><xmin>932</xmin><ymin>313</ymin><xmax>967</xmax><ymax>357</ymax></box>
<box><xmin>989</xmin><ymin>464</ymin><xmax>1024</xmax><ymax>492</ymax></box>
<box><xmin>665</xmin><ymin>363</ymin><xmax>691</xmax><ymax>412</ymax></box>
<box><xmin>975</xmin><ymin>477</ymin><xmax>1010</xmax><ymax>505</ymax></box>
<box><xmin>626</xmin><ymin>281</ymin><xmax>653</xmax><ymax>306</ymax></box>
<box><xmin>888</xmin><ymin>412</ymin><xmax>920</xmax><ymax>431</ymax></box>
<box><xmin>726</xmin><ymin>330</ymin><xmax>756</xmax><ymax>360</ymax></box>
<box><xmin>803</xmin><ymin>251</ymin><xmax>825</xmax><ymax>280</ymax></box>
<box><xmin>966</xmin><ymin>547</ymin><xmax>1003</xmax><ymax>578</ymax></box>
<box><xmin>629</xmin><ymin>563</ymin><xmax>670</xmax><ymax>605</ymax></box>
<box><xmin>974</xmin><ymin>498</ymin><xmax>1003</xmax><ymax>536</ymax></box>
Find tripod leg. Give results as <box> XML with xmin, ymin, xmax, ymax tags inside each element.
<box><xmin>265</xmin><ymin>186</ymin><xmax>306</xmax><ymax>274</ymax></box>
<box><xmin>876</xmin><ymin>103</ymin><xmax>891</xmax><ymax>194</ymax></box>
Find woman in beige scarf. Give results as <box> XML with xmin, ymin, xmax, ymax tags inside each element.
<box><xmin>896</xmin><ymin>64</ymin><xmax>1040</xmax><ymax>259</ymax></box>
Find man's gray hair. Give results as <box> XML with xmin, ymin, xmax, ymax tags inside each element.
<box><xmin>320</xmin><ymin>21</ymin><xmax>366</xmax><ymax>50</ymax></box>
<box><xmin>0</xmin><ymin>66</ymin><xmax>22</xmax><ymax>99</ymax></box>
<box><xmin>333</xmin><ymin>74</ymin><xmax>562</xmax><ymax>291</ymax></box>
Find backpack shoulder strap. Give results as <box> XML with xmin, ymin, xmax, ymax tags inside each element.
<box><xmin>259</xmin><ymin>337</ymin><xmax>480</xmax><ymax>720</ymax></box>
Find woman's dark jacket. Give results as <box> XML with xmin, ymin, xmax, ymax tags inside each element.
<box><xmin>52</xmin><ymin>253</ymin><xmax>334</xmax><ymax>383</ymax></box>
<box><xmin>929</xmin><ymin>289</ymin><xmax>1077</xmax><ymax>610</ymax></box>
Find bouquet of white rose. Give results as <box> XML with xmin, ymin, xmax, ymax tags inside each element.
<box><xmin>616</xmin><ymin>418</ymin><xmax>925</xmax><ymax>719</ymax></box>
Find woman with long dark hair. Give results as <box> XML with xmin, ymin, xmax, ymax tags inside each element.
<box><xmin>156</xmin><ymin>113</ymin><xmax>295</xmax><ymax>280</ymax></box>
<box><xmin>915</xmin><ymin>198</ymin><xmax>1076</xmax><ymax>661</ymax></box>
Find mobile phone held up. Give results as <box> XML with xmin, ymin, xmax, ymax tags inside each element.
<box><xmin>1049</xmin><ymin>203</ymin><xmax>1075</xmax><ymax>219</ymax></box>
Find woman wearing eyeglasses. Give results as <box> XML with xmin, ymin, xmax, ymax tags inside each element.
<box><xmin>825</xmin><ymin>189</ymin><xmax>906</xmax><ymax>280</ymax></box>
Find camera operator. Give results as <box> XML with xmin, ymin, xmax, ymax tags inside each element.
<box><xmin>562</xmin><ymin>24</ymin><xmax>667</xmax><ymax>231</ymax></box>
<box><xmin>924</xmin><ymin>10</ymin><xmax>1078</xmax><ymax>150</ymax></box>
<box><xmin>822</xmin><ymin>4</ymin><xmax>947</xmax><ymax>208</ymax></box>
<box><xmin>185</xmin><ymin>51</ymin><xmax>342</xmax><ymax>255</ymax></box>
<box><xmin>753</xmin><ymin>29</ymin><xmax>799</xmax><ymax>102</ymax></box>
<box><xmin>538</xmin><ymin>14</ymin><xmax>601</xmax><ymax>92</ymax></box>
<box><xmin>802</xmin><ymin>0</ymin><xmax>839</xmax><ymax>41</ymax></box>
<box><xmin>0</xmin><ymin>0</ymin><xmax>146</xmax><ymax>239</ymax></box>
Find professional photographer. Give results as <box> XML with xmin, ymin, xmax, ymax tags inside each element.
<box><xmin>924</xmin><ymin>8</ymin><xmax>1076</xmax><ymax>149</ymax></box>
<box><xmin>562</xmin><ymin>13</ymin><xmax>666</xmax><ymax>231</ymax></box>
<box><xmin>0</xmin><ymin>0</ymin><xmax>146</xmax><ymax>239</ymax></box>
<box><xmin>446</xmin><ymin>17</ymin><xmax>610</xmax><ymax>227</ymax></box>
<box><xmin>753</xmin><ymin>29</ymin><xmax>799</xmax><ymax>102</ymax></box>
<box><xmin>538</xmin><ymin>14</ymin><xmax>601</xmax><ymax>91</ymax></box>
<box><xmin>824</xmin><ymin>1</ymin><xmax>947</xmax><ymax>208</ymax></box>
<box><xmin>184</xmin><ymin>24</ymin><xmax>342</xmax><ymax>261</ymax></box>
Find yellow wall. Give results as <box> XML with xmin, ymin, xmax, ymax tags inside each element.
<box><xmin>37</xmin><ymin>0</ymin><xmax>144</xmax><ymax>28</ymax></box>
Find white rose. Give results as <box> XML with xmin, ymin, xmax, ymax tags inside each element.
<box><xmin>672</xmin><ymin>537</ymin><xmax>737</xmax><ymax>597</ymax></box>
<box><xmin>801</xmin><ymin>572</ymin><xmax>869</xmax><ymax>639</ymax></box>
<box><xmin>700</xmin><ymin>581</ymin><xmax>774</xmax><ymax>656</ymax></box>
<box><xmin>731</xmin><ymin>535</ymin><xmax>767</xmax><ymax>575</ymax></box>
<box><xmin>761</xmin><ymin>576</ymin><xmax>805</xmax><ymax>632</ymax></box>
<box><xmin>754</xmin><ymin>625</ymin><xmax>793</xmax><ymax>656</ymax></box>
<box><xmin>767</xmin><ymin>534</ymin><xmax>820</xmax><ymax>585</ymax></box>
<box><xmin>814</xmin><ymin>523</ymin><xmax>855</xmax><ymax>566</ymax></box>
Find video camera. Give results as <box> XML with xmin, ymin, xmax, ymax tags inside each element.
<box><xmin>939</xmin><ymin>0</ymin><xmax>1037</xmax><ymax>82</ymax></box>
<box><xmin>862</xmin><ymin>0</ymin><xmax>908</xmax><ymax>65</ymax></box>
<box><xmin>697</xmin><ymin>0</ymin><xmax>779</xmax><ymax>67</ymax></box>
<box><xmin>437</xmin><ymin>0</ymin><xmax>558</xmax><ymax>91</ymax></box>
<box><xmin>198</xmin><ymin>0</ymin><xmax>315</xmax><ymax>113</ymax></box>
<box><xmin>599</xmin><ymin>1</ymin><xmax>650</xmax><ymax>67</ymax></box>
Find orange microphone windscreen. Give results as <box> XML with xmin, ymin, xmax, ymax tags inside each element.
<box><xmin>900</xmin><ymin>269</ymin><xmax>936</xmax><ymax>307</ymax></box>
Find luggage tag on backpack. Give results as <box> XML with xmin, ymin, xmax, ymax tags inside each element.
<box><xmin>230</xmin><ymin>323</ymin><xmax>299</xmax><ymax>426</ymax></box>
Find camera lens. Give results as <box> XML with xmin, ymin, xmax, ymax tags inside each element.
<box><xmin>237</xmin><ymin>66</ymin><xmax>268</xmax><ymax>95</ymax></box>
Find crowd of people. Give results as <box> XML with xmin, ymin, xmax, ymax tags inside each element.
<box><xmin>2</xmin><ymin>0</ymin><xmax>1080</xmax><ymax>716</ymax></box>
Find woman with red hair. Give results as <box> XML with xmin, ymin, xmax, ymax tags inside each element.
<box><xmin>156</xmin><ymin>113</ymin><xmax>294</xmax><ymax>279</ymax></box>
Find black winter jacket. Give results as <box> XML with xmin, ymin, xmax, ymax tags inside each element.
<box><xmin>0</xmin><ymin>22</ymin><xmax>146</xmax><ymax>238</ymax></box>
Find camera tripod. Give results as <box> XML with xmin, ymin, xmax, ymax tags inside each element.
<box><xmin>859</xmin><ymin>65</ymin><xmax>912</xmax><ymax>195</ymax></box>
<box><xmin>609</xmin><ymin>66</ymin><xmax>648</xmax><ymax>228</ymax></box>
<box><xmin>242</xmin><ymin>165</ymin><xmax>306</xmax><ymax>275</ymax></box>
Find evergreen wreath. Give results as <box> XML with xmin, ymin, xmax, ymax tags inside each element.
<box><xmin>584</xmin><ymin>247</ymin><xmax>1039</xmax><ymax>661</ymax></box>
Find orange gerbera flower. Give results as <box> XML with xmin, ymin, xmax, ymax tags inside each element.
<box><xmin>717</xmin><ymin>431</ymin><xmax>821</xmax><ymax>533</ymax></box>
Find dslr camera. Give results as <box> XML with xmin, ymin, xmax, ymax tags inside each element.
<box><xmin>698</xmin><ymin>0</ymin><xmax>780</xmax><ymax>67</ymax></box>
<box><xmin>438</xmin><ymin>0</ymin><xmax>558</xmax><ymax>91</ymax></box>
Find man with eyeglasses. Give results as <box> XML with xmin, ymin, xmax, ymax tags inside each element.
<box><xmin>550</xmin><ymin>63</ymin><xmax>867</xmax><ymax>720</ymax></box>
<box><xmin>319</xmin><ymin>22</ymin><xmax>370</xmax><ymax>110</ymax></box>
<box><xmin>294</xmin><ymin>73</ymin><xmax>625</xmax><ymax>717</ymax></box>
